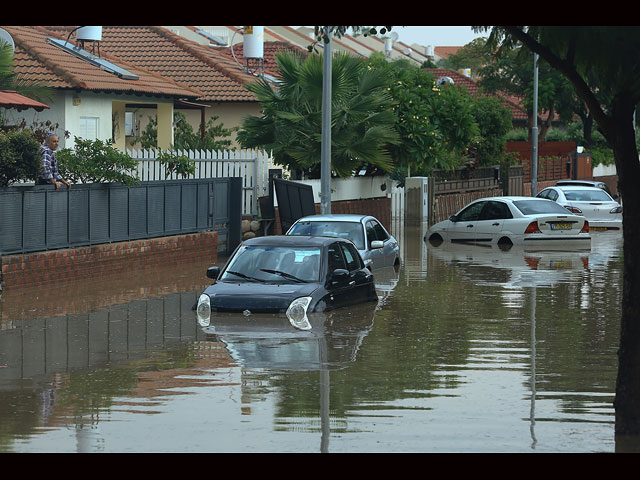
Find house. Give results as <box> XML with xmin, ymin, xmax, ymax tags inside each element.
<box><xmin>1</xmin><ymin>25</ymin><xmax>203</xmax><ymax>151</ymax></box>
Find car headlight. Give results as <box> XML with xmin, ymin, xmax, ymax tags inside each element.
<box><xmin>286</xmin><ymin>296</ymin><xmax>312</xmax><ymax>331</ymax></box>
<box><xmin>196</xmin><ymin>293</ymin><xmax>211</xmax><ymax>327</ymax></box>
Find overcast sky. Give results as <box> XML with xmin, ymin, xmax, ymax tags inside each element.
<box><xmin>391</xmin><ymin>26</ymin><xmax>486</xmax><ymax>47</ymax></box>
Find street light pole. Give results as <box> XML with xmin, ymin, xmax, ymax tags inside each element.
<box><xmin>320</xmin><ymin>27</ymin><xmax>332</xmax><ymax>214</ymax></box>
<box><xmin>531</xmin><ymin>53</ymin><xmax>539</xmax><ymax>197</ymax></box>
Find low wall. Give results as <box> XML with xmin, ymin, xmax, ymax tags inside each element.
<box><xmin>0</xmin><ymin>231</ymin><xmax>217</xmax><ymax>291</ymax></box>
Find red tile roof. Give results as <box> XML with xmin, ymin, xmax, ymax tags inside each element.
<box><xmin>43</xmin><ymin>26</ymin><xmax>259</xmax><ymax>103</ymax></box>
<box><xmin>0</xmin><ymin>90</ymin><xmax>50</xmax><ymax>111</ymax></box>
<box><xmin>3</xmin><ymin>26</ymin><xmax>202</xmax><ymax>99</ymax></box>
<box><xmin>426</xmin><ymin>68</ymin><xmax>527</xmax><ymax>120</ymax></box>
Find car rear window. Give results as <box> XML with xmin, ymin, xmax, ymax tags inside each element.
<box><xmin>288</xmin><ymin>221</ymin><xmax>365</xmax><ymax>249</ymax></box>
<box><xmin>513</xmin><ymin>199</ymin><xmax>576</xmax><ymax>215</ymax></box>
<box><xmin>563</xmin><ymin>189</ymin><xmax>612</xmax><ymax>202</ymax></box>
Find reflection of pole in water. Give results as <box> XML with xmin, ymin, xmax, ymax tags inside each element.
<box><xmin>529</xmin><ymin>287</ymin><xmax>537</xmax><ymax>449</ymax></box>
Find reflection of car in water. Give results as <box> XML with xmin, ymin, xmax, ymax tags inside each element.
<box><xmin>197</xmin><ymin>302</ymin><xmax>378</xmax><ymax>370</ymax></box>
<box><xmin>286</xmin><ymin>214</ymin><xmax>400</xmax><ymax>270</ymax></box>
<box><xmin>425</xmin><ymin>196</ymin><xmax>591</xmax><ymax>249</ymax></box>
<box><xmin>426</xmin><ymin>237</ymin><xmax>594</xmax><ymax>288</ymax></box>
<box><xmin>195</xmin><ymin>235</ymin><xmax>377</xmax><ymax>331</ymax></box>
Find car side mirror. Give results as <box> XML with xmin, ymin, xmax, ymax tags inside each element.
<box><xmin>206</xmin><ymin>266</ymin><xmax>220</xmax><ymax>280</ymax></box>
<box><xmin>449</xmin><ymin>215</ymin><xmax>457</xmax><ymax>222</ymax></box>
<box><xmin>370</xmin><ymin>240</ymin><xmax>384</xmax><ymax>249</ymax></box>
<box><xmin>329</xmin><ymin>268</ymin><xmax>349</xmax><ymax>285</ymax></box>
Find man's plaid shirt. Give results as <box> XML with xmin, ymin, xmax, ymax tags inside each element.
<box><xmin>40</xmin><ymin>144</ymin><xmax>62</xmax><ymax>181</ymax></box>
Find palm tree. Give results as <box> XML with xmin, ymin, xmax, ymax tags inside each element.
<box><xmin>237</xmin><ymin>50</ymin><xmax>399</xmax><ymax>177</ymax></box>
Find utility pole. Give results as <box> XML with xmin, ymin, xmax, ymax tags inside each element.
<box><xmin>531</xmin><ymin>53</ymin><xmax>539</xmax><ymax>197</ymax></box>
<box><xmin>320</xmin><ymin>27</ymin><xmax>332</xmax><ymax>214</ymax></box>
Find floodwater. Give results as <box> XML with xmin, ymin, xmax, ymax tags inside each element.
<box><xmin>0</xmin><ymin>225</ymin><xmax>628</xmax><ymax>452</ymax></box>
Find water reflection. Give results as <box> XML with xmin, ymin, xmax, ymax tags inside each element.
<box><xmin>0</xmin><ymin>227</ymin><xmax>631</xmax><ymax>452</ymax></box>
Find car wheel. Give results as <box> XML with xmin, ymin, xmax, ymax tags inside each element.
<box><xmin>497</xmin><ymin>236</ymin><xmax>513</xmax><ymax>250</ymax></box>
<box><xmin>427</xmin><ymin>233</ymin><xmax>443</xmax><ymax>246</ymax></box>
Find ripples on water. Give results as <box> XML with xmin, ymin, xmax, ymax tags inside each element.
<box><xmin>0</xmin><ymin>229</ymin><xmax>626</xmax><ymax>452</ymax></box>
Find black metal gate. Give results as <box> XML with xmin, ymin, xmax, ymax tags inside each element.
<box><xmin>273</xmin><ymin>178</ymin><xmax>316</xmax><ymax>234</ymax></box>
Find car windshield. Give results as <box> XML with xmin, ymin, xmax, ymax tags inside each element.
<box><xmin>563</xmin><ymin>189</ymin><xmax>612</xmax><ymax>202</ymax></box>
<box><xmin>220</xmin><ymin>245</ymin><xmax>321</xmax><ymax>283</ymax></box>
<box><xmin>288</xmin><ymin>221</ymin><xmax>365</xmax><ymax>249</ymax></box>
<box><xmin>512</xmin><ymin>199</ymin><xmax>577</xmax><ymax>216</ymax></box>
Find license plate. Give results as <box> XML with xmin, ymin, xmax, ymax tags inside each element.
<box><xmin>550</xmin><ymin>222</ymin><xmax>572</xmax><ymax>230</ymax></box>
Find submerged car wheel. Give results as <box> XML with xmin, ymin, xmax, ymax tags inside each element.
<box><xmin>427</xmin><ymin>233</ymin><xmax>443</xmax><ymax>246</ymax></box>
<box><xmin>497</xmin><ymin>236</ymin><xmax>513</xmax><ymax>250</ymax></box>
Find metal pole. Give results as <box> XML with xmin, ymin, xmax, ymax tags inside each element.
<box><xmin>320</xmin><ymin>27</ymin><xmax>332</xmax><ymax>214</ymax></box>
<box><xmin>531</xmin><ymin>53</ymin><xmax>539</xmax><ymax>197</ymax></box>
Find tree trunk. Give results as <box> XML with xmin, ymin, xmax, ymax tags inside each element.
<box><xmin>612</xmin><ymin>93</ymin><xmax>640</xmax><ymax>439</ymax></box>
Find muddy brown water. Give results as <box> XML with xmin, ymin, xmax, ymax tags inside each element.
<box><xmin>0</xmin><ymin>226</ymin><xmax>628</xmax><ymax>452</ymax></box>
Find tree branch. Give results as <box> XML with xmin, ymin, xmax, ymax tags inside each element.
<box><xmin>501</xmin><ymin>26</ymin><xmax>614</xmax><ymax>137</ymax></box>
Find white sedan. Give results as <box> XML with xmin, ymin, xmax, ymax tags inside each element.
<box><xmin>425</xmin><ymin>196</ymin><xmax>591</xmax><ymax>249</ymax></box>
<box><xmin>537</xmin><ymin>185</ymin><xmax>622</xmax><ymax>231</ymax></box>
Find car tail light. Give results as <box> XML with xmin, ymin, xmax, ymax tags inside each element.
<box><xmin>610</xmin><ymin>206</ymin><xmax>622</xmax><ymax>214</ymax></box>
<box><xmin>580</xmin><ymin>220</ymin><xmax>589</xmax><ymax>233</ymax></box>
<box><xmin>563</xmin><ymin>205</ymin><xmax>583</xmax><ymax>214</ymax></box>
<box><xmin>524</xmin><ymin>221</ymin><xmax>541</xmax><ymax>234</ymax></box>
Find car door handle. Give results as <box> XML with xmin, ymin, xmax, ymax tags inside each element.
<box><xmin>466</xmin><ymin>224</ymin><xmax>474</xmax><ymax>228</ymax></box>
<box><xmin>492</xmin><ymin>222</ymin><xmax>500</xmax><ymax>226</ymax></box>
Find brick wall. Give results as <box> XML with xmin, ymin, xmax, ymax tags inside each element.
<box><xmin>0</xmin><ymin>231</ymin><xmax>218</xmax><ymax>291</ymax></box>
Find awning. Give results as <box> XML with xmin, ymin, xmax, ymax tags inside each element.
<box><xmin>0</xmin><ymin>90</ymin><xmax>50</xmax><ymax>111</ymax></box>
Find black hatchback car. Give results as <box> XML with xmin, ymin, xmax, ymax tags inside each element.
<box><xmin>195</xmin><ymin>235</ymin><xmax>377</xmax><ymax>330</ymax></box>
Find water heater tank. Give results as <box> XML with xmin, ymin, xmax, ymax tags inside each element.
<box><xmin>76</xmin><ymin>26</ymin><xmax>102</xmax><ymax>42</ymax></box>
<box><xmin>243</xmin><ymin>26</ymin><xmax>264</xmax><ymax>59</ymax></box>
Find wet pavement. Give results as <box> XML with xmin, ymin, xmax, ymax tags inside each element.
<box><xmin>0</xmin><ymin>225</ymin><xmax>629</xmax><ymax>452</ymax></box>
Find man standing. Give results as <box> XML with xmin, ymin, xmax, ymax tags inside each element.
<box><xmin>38</xmin><ymin>133</ymin><xmax>71</xmax><ymax>189</ymax></box>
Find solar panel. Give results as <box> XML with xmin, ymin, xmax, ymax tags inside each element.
<box><xmin>46</xmin><ymin>37</ymin><xmax>139</xmax><ymax>80</ymax></box>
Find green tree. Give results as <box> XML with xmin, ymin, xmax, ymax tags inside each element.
<box><xmin>367</xmin><ymin>54</ymin><xmax>480</xmax><ymax>175</ymax></box>
<box><xmin>437</xmin><ymin>37</ymin><xmax>492</xmax><ymax>76</ymax></box>
<box><xmin>478</xmin><ymin>42</ymin><xmax>574</xmax><ymax>141</ymax></box>
<box><xmin>478</xmin><ymin>25</ymin><xmax>640</xmax><ymax>441</ymax></box>
<box><xmin>237</xmin><ymin>50</ymin><xmax>400</xmax><ymax>177</ymax></box>
<box><xmin>134</xmin><ymin>112</ymin><xmax>237</xmax><ymax>151</ymax></box>
<box><xmin>56</xmin><ymin>137</ymin><xmax>139</xmax><ymax>185</ymax></box>
<box><xmin>469</xmin><ymin>94</ymin><xmax>513</xmax><ymax>166</ymax></box>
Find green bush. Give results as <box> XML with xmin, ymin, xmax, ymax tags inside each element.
<box><xmin>0</xmin><ymin>129</ymin><xmax>41</xmax><ymax>187</ymax></box>
<box><xmin>56</xmin><ymin>137</ymin><xmax>139</xmax><ymax>186</ymax></box>
<box><xmin>156</xmin><ymin>150</ymin><xmax>195</xmax><ymax>179</ymax></box>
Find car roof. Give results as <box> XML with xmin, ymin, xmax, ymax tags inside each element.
<box><xmin>242</xmin><ymin>235</ymin><xmax>347</xmax><ymax>247</ymax></box>
<box><xmin>552</xmin><ymin>185</ymin><xmax>606</xmax><ymax>191</ymax></box>
<box><xmin>295</xmin><ymin>214</ymin><xmax>369</xmax><ymax>222</ymax></box>
<box><xmin>556</xmin><ymin>180</ymin><xmax>604</xmax><ymax>186</ymax></box>
<box><xmin>470</xmin><ymin>196</ymin><xmax>551</xmax><ymax>202</ymax></box>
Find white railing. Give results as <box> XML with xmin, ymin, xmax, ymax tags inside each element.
<box><xmin>127</xmin><ymin>148</ymin><xmax>272</xmax><ymax>216</ymax></box>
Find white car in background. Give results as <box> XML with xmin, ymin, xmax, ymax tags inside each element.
<box><xmin>537</xmin><ymin>186</ymin><xmax>622</xmax><ymax>231</ymax></box>
<box><xmin>425</xmin><ymin>196</ymin><xmax>591</xmax><ymax>249</ymax></box>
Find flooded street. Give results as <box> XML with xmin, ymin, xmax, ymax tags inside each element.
<box><xmin>0</xmin><ymin>226</ymin><xmax>625</xmax><ymax>452</ymax></box>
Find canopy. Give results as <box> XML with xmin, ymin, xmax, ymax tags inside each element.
<box><xmin>0</xmin><ymin>90</ymin><xmax>50</xmax><ymax>111</ymax></box>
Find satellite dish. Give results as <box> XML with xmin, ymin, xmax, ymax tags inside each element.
<box><xmin>0</xmin><ymin>28</ymin><xmax>15</xmax><ymax>53</ymax></box>
<box><xmin>437</xmin><ymin>76</ymin><xmax>454</xmax><ymax>86</ymax></box>
<box><xmin>389</xmin><ymin>31</ymin><xmax>399</xmax><ymax>42</ymax></box>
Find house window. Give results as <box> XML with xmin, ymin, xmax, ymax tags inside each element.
<box><xmin>79</xmin><ymin>116</ymin><xmax>99</xmax><ymax>140</ymax></box>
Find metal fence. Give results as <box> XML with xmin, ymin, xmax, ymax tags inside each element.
<box><xmin>0</xmin><ymin>178</ymin><xmax>242</xmax><ymax>256</ymax></box>
<box><xmin>128</xmin><ymin>148</ymin><xmax>271</xmax><ymax>216</ymax></box>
